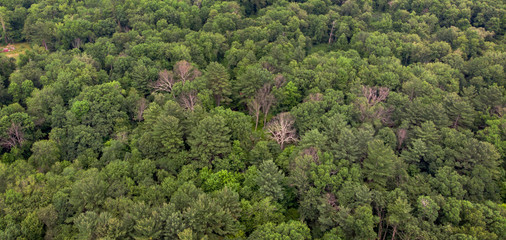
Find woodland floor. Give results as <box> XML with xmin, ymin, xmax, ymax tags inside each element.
<box><xmin>0</xmin><ymin>42</ymin><xmax>31</xmax><ymax>59</ymax></box>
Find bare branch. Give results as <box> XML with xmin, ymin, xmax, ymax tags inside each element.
<box><xmin>72</xmin><ymin>38</ymin><xmax>82</xmax><ymax>49</ymax></box>
<box><xmin>1</xmin><ymin>122</ymin><xmax>25</xmax><ymax>149</ymax></box>
<box><xmin>301</xmin><ymin>147</ymin><xmax>320</xmax><ymax>164</ymax></box>
<box><xmin>257</xmin><ymin>84</ymin><xmax>276</xmax><ymax>126</ymax></box>
<box><xmin>179</xmin><ymin>90</ymin><xmax>199</xmax><ymax>111</ymax></box>
<box><xmin>151</xmin><ymin>61</ymin><xmax>201</xmax><ymax>95</ymax></box>
<box><xmin>261</xmin><ymin>62</ymin><xmax>276</xmax><ymax>73</ymax></box>
<box><xmin>174</xmin><ymin>60</ymin><xmax>201</xmax><ymax>84</ymax></box>
<box><xmin>247</xmin><ymin>97</ymin><xmax>262</xmax><ymax>130</ymax></box>
<box><xmin>266</xmin><ymin>112</ymin><xmax>298</xmax><ymax>149</ymax></box>
<box><xmin>305</xmin><ymin>93</ymin><xmax>323</xmax><ymax>102</ymax></box>
<box><xmin>151</xmin><ymin>69</ymin><xmax>176</xmax><ymax>94</ymax></box>
<box><xmin>357</xmin><ymin>86</ymin><xmax>392</xmax><ymax>124</ymax></box>
<box><xmin>274</xmin><ymin>74</ymin><xmax>286</xmax><ymax>88</ymax></box>
<box><xmin>328</xmin><ymin>20</ymin><xmax>337</xmax><ymax>44</ymax></box>
<box><xmin>135</xmin><ymin>98</ymin><xmax>147</xmax><ymax>121</ymax></box>
<box><xmin>326</xmin><ymin>192</ymin><xmax>340</xmax><ymax>211</ymax></box>
<box><xmin>397</xmin><ymin>128</ymin><xmax>407</xmax><ymax>150</ymax></box>
<box><xmin>362</xmin><ymin>85</ymin><xmax>389</xmax><ymax>106</ymax></box>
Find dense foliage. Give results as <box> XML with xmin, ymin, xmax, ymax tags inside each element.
<box><xmin>0</xmin><ymin>0</ymin><xmax>505</xmax><ymax>239</ymax></box>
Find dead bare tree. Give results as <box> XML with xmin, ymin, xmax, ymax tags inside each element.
<box><xmin>135</xmin><ymin>98</ymin><xmax>147</xmax><ymax>121</ymax></box>
<box><xmin>397</xmin><ymin>128</ymin><xmax>407</xmax><ymax>150</ymax></box>
<box><xmin>114</xmin><ymin>131</ymin><xmax>128</xmax><ymax>143</ymax></box>
<box><xmin>257</xmin><ymin>84</ymin><xmax>276</xmax><ymax>126</ymax></box>
<box><xmin>1</xmin><ymin>122</ymin><xmax>25</xmax><ymax>149</ymax></box>
<box><xmin>261</xmin><ymin>62</ymin><xmax>276</xmax><ymax>73</ymax></box>
<box><xmin>179</xmin><ymin>90</ymin><xmax>199</xmax><ymax>111</ymax></box>
<box><xmin>151</xmin><ymin>61</ymin><xmax>201</xmax><ymax>96</ymax></box>
<box><xmin>0</xmin><ymin>11</ymin><xmax>8</xmax><ymax>44</ymax></box>
<box><xmin>266</xmin><ymin>112</ymin><xmax>298</xmax><ymax>150</ymax></box>
<box><xmin>305</xmin><ymin>93</ymin><xmax>323</xmax><ymax>102</ymax></box>
<box><xmin>326</xmin><ymin>192</ymin><xmax>340</xmax><ymax>211</ymax></box>
<box><xmin>42</xmin><ymin>40</ymin><xmax>48</xmax><ymax>51</ymax></box>
<box><xmin>328</xmin><ymin>20</ymin><xmax>337</xmax><ymax>44</ymax></box>
<box><xmin>301</xmin><ymin>147</ymin><xmax>320</xmax><ymax>164</ymax></box>
<box><xmin>151</xmin><ymin>69</ymin><xmax>176</xmax><ymax>95</ymax></box>
<box><xmin>194</xmin><ymin>0</ymin><xmax>202</xmax><ymax>8</ymax></box>
<box><xmin>357</xmin><ymin>85</ymin><xmax>392</xmax><ymax>124</ymax></box>
<box><xmin>362</xmin><ymin>85</ymin><xmax>389</xmax><ymax>106</ymax></box>
<box><xmin>248</xmin><ymin>97</ymin><xmax>262</xmax><ymax>130</ymax></box>
<box><xmin>357</xmin><ymin>101</ymin><xmax>393</xmax><ymax>124</ymax></box>
<box><xmin>72</xmin><ymin>38</ymin><xmax>82</xmax><ymax>49</ymax></box>
<box><xmin>174</xmin><ymin>60</ymin><xmax>201</xmax><ymax>84</ymax></box>
<box><xmin>274</xmin><ymin>74</ymin><xmax>286</xmax><ymax>88</ymax></box>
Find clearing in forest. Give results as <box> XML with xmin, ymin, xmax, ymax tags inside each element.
<box><xmin>0</xmin><ymin>42</ymin><xmax>31</xmax><ymax>59</ymax></box>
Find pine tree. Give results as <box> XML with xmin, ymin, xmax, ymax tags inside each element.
<box><xmin>257</xmin><ymin>160</ymin><xmax>285</xmax><ymax>201</ymax></box>
<box><xmin>444</xmin><ymin>93</ymin><xmax>475</xmax><ymax>129</ymax></box>
<box><xmin>188</xmin><ymin>115</ymin><xmax>232</xmax><ymax>167</ymax></box>
<box><xmin>206</xmin><ymin>62</ymin><xmax>231</xmax><ymax>106</ymax></box>
<box><xmin>363</xmin><ymin>139</ymin><xmax>397</xmax><ymax>190</ymax></box>
<box><xmin>152</xmin><ymin>115</ymin><xmax>184</xmax><ymax>155</ymax></box>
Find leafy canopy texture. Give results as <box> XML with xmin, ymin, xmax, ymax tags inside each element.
<box><xmin>0</xmin><ymin>0</ymin><xmax>505</xmax><ymax>239</ymax></box>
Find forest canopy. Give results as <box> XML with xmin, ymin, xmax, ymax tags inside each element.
<box><xmin>0</xmin><ymin>0</ymin><xmax>505</xmax><ymax>239</ymax></box>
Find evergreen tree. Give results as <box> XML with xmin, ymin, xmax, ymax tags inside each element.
<box><xmin>206</xmin><ymin>62</ymin><xmax>231</xmax><ymax>106</ymax></box>
<box><xmin>363</xmin><ymin>139</ymin><xmax>397</xmax><ymax>190</ymax></box>
<box><xmin>188</xmin><ymin>115</ymin><xmax>232</xmax><ymax>167</ymax></box>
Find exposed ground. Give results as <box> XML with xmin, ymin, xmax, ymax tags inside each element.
<box><xmin>0</xmin><ymin>42</ymin><xmax>31</xmax><ymax>59</ymax></box>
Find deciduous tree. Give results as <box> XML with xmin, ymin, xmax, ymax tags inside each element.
<box><xmin>266</xmin><ymin>112</ymin><xmax>298</xmax><ymax>150</ymax></box>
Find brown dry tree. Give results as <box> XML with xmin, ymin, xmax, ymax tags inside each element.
<box><xmin>266</xmin><ymin>112</ymin><xmax>298</xmax><ymax>150</ymax></box>
<box><xmin>396</xmin><ymin>128</ymin><xmax>407</xmax><ymax>150</ymax></box>
<box><xmin>362</xmin><ymin>85</ymin><xmax>389</xmax><ymax>106</ymax></box>
<box><xmin>258</xmin><ymin>84</ymin><xmax>276</xmax><ymax>126</ymax></box>
<box><xmin>356</xmin><ymin>85</ymin><xmax>392</xmax><ymax>124</ymax></box>
<box><xmin>173</xmin><ymin>60</ymin><xmax>201</xmax><ymax>84</ymax></box>
<box><xmin>134</xmin><ymin>97</ymin><xmax>148</xmax><ymax>121</ymax></box>
<box><xmin>152</xmin><ymin>69</ymin><xmax>176</xmax><ymax>94</ymax></box>
<box><xmin>1</xmin><ymin>122</ymin><xmax>25</xmax><ymax>149</ymax></box>
<box><xmin>248</xmin><ymin>96</ymin><xmax>262</xmax><ymax>130</ymax></box>
<box><xmin>151</xmin><ymin>61</ymin><xmax>201</xmax><ymax>96</ymax></box>
<box><xmin>179</xmin><ymin>90</ymin><xmax>199</xmax><ymax>111</ymax></box>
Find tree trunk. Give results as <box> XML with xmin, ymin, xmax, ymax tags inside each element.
<box><xmin>328</xmin><ymin>20</ymin><xmax>336</xmax><ymax>44</ymax></box>
<box><xmin>452</xmin><ymin>115</ymin><xmax>460</xmax><ymax>129</ymax></box>
<box><xmin>382</xmin><ymin>224</ymin><xmax>389</xmax><ymax>240</ymax></box>
<box><xmin>0</xmin><ymin>15</ymin><xmax>7</xmax><ymax>44</ymax></box>
<box><xmin>377</xmin><ymin>207</ymin><xmax>383</xmax><ymax>240</ymax></box>
<box><xmin>42</xmin><ymin>40</ymin><xmax>48</xmax><ymax>51</ymax></box>
<box><xmin>391</xmin><ymin>225</ymin><xmax>397</xmax><ymax>240</ymax></box>
<box><xmin>215</xmin><ymin>95</ymin><xmax>221</xmax><ymax>107</ymax></box>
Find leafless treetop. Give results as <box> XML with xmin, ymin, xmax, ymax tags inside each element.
<box><xmin>179</xmin><ymin>90</ymin><xmax>199</xmax><ymax>111</ymax></box>
<box><xmin>248</xmin><ymin>96</ymin><xmax>262</xmax><ymax>130</ymax></box>
<box><xmin>305</xmin><ymin>93</ymin><xmax>323</xmax><ymax>102</ymax></box>
<box><xmin>274</xmin><ymin>74</ymin><xmax>286</xmax><ymax>88</ymax></box>
<box><xmin>152</xmin><ymin>69</ymin><xmax>176</xmax><ymax>93</ymax></box>
<box><xmin>266</xmin><ymin>112</ymin><xmax>298</xmax><ymax>149</ymax></box>
<box><xmin>174</xmin><ymin>60</ymin><xmax>201</xmax><ymax>84</ymax></box>
<box><xmin>151</xmin><ymin>61</ymin><xmax>201</xmax><ymax>94</ymax></box>
<box><xmin>1</xmin><ymin>122</ymin><xmax>25</xmax><ymax>149</ymax></box>
<box><xmin>362</xmin><ymin>85</ymin><xmax>390</xmax><ymax>106</ymax></box>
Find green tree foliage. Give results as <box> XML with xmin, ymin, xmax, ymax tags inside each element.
<box><xmin>206</xmin><ymin>62</ymin><xmax>231</xmax><ymax>106</ymax></box>
<box><xmin>248</xmin><ymin>220</ymin><xmax>311</xmax><ymax>240</ymax></box>
<box><xmin>363</xmin><ymin>139</ymin><xmax>397</xmax><ymax>190</ymax></box>
<box><xmin>343</xmin><ymin>205</ymin><xmax>378</xmax><ymax>240</ymax></box>
<box><xmin>28</xmin><ymin>139</ymin><xmax>59</xmax><ymax>172</ymax></box>
<box><xmin>188</xmin><ymin>115</ymin><xmax>232</xmax><ymax>167</ymax></box>
<box><xmin>257</xmin><ymin>159</ymin><xmax>285</xmax><ymax>201</ymax></box>
<box><xmin>0</xmin><ymin>0</ymin><xmax>505</xmax><ymax>239</ymax></box>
